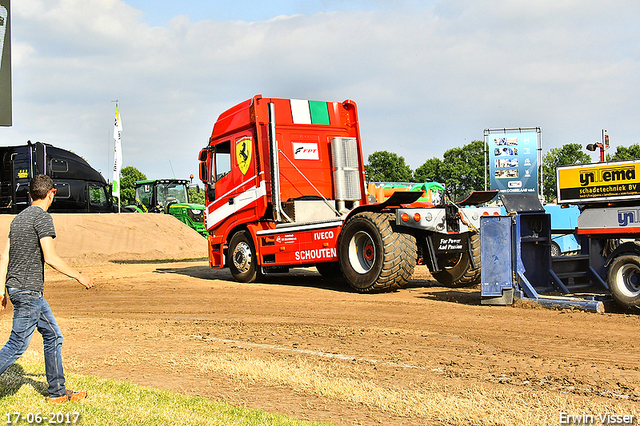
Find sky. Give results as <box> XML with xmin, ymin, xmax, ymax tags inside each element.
<box><xmin>3</xmin><ymin>0</ymin><xmax>640</xmax><ymax>183</ymax></box>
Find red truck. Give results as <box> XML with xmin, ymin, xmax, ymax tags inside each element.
<box><xmin>198</xmin><ymin>95</ymin><xmax>499</xmax><ymax>292</ymax></box>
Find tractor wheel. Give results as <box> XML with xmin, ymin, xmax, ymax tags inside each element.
<box><xmin>431</xmin><ymin>232</ymin><xmax>481</xmax><ymax>287</ymax></box>
<box><xmin>338</xmin><ymin>211</ymin><xmax>416</xmax><ymax>293</ymax></box>
<box><xmin>607</xmin><ymin>255</ymin><xmax>640</xmax><ymax>311</ymax></box>
<box><xmin>228</xmin><ymin>230</ymin><xmax>263</xmax><ymax>283</ymax></box>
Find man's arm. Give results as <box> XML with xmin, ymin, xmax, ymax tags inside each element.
<box><xmin>0</xmin><ymin>240</ymin><xmax>9</xmax><ymax>310</ymax></box>
<box><xmin>40</xmin><ymin>236</ymin><xmax>94</xmax><ymax>289</ymax></box>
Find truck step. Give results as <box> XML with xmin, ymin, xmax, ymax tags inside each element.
<box><xmin>551</xmin><ymin>254</ymin><xmax>589</xmax><ymax>262</ymax></box>
<box><xmin>553</xmin><ymin>271</ymin><xmax>589</xmax><ymax>279</ymax></box>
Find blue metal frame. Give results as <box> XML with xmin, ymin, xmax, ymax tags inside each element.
<box><xmin>481</xmin><ymin>213</ymin><xmax>605</xmax><ymax>312</ymax></box>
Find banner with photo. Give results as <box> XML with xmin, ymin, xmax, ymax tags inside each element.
<box><xmin>488</xmin><ymin>130</ymin><xmax>539</xmax><ymax>194</ymax></box>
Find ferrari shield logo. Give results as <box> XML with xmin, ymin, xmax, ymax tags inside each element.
<box><xmin>236</xmin><ymin>137</ymin><xmax>252</xmax><ymax>175</ymax></box>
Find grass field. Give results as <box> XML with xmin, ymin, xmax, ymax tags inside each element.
<box><xmin>1</xmin><ymin>343</ymin><xmax>639</xmax><ymax>425</ymax></box>
<box><xmin>0</xmin><ymin>351</ymin><xmax>334</xmax><ymax>426</ymax></box>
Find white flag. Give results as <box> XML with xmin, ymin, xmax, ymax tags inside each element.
<box><xmin>112</xmin><ymin>103</ymin><xmax>123</xmax><ymax>198</ymax></box>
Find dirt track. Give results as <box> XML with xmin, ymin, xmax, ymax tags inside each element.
<box><xmin>0</xmin><ymin>215</ymin><xmax>639</xmax><ymax>425</ymax></box>
<box><xmin>7</xmin><ymin>262</ymin><xmax>636</xmax><ymax>426</ymax></box>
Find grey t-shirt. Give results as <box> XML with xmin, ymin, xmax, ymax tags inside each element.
<box><xmin>6</xmin><ymin>205</ymin><xmax>56</xmax><ymax>292</ymax></box>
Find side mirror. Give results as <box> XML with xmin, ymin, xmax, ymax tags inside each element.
<box><xmin>199</xmin><ymin>161</ymin><xmax>210</xmax><ymax>183</ymax></box>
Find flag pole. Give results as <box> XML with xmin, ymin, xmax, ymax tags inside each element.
<box><xmin>112</xmin><ymin>100</ymin><xmax>122</xmax><ymax>213</ymax></box>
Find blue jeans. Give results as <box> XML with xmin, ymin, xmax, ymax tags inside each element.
<box><xmin>0</xmin><ymin>288</ymin><xmax>66</xmax><ymax>398</ymax></box>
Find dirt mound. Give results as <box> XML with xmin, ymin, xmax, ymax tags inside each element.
<box><xmin>0</xmin><ymin>213</ymin><xmax>208</xmax><ymax>265</ymax></box>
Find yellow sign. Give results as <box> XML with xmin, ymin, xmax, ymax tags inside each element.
<box><xmin>235</xmin><ymin>137</ymin><xmax>252</xmax><ymax>175</ymax></box>
<box><xmin>557</xmin><ymin>160</ymin><xmax>640</xmax><ymax>203</ymax></box>
<box><xmin>17</xmin><ymin>169</ymin><xmax>28</xmax><ymax>179</ymax></box>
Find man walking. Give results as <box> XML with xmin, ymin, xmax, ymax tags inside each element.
<box><xmin>0</xmin><ymin>175</ymin><xmax>94</xmax><ymax>403</ymax></box>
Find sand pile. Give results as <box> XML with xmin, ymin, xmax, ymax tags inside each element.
<box><xmin>0</xmin><ymin>213</ymin><xmax>208</xmax><ymax>265</ymax></box>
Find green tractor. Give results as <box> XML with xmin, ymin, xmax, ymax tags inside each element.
<box><xmin>131</xmin><ymin>179</ymin><xmax>207</xmax><ymax>237</ymax></box>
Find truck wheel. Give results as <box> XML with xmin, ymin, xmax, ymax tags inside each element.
<box><xmin>607</xmin><ymin>255</ymin><xmax>640</xmax><ymax>310</ymax></box>
<box><xmin>338</xmin><ymin>212</ymin><xmax>416</xmax><ymax>293</ymax></box>
<box><xmin>228</xmin><ymin>230</ymin><xmax>262</xmax><ymax>283</ymax></box>
<box><xmin>431</xmin><ymin>232</ymin><xmax>481</xmax><ymax>287</ymax></box>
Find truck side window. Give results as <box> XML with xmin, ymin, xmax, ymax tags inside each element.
<box><xmin>89</xmin><ymin>184</ymin><xmax>108</xmax><ymax>206</ymax></box>
<box><xmin>207</xmin><ymin>141</ymin><xmax>231</xmax><ymax>202</ymax></box>
<box><xmin>214</xmin><ymin>141</ymin><xmax>231</xmax><ymax>182</ymax></box>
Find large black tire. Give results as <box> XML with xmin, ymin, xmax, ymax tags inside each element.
<box><xmin>430</xmin><ymin>231</ymin><xmax>481</xmax><ymax>287</ymax></box>
<box><xmin>228</xmin><ymin>230</ymin><xmax>263</xmax><ymax>283</ymax></box>
<box><xmin>338</xmin><ymin>212</ymin><xmax>417</xmax><ymax>293</ymax></box>
<box><xmin>316</xmin><ymin>262</ymin><xmax>341</xmax><ymax>278</ymax></box>
<box><xmin>607</xmin><ymin>255</ymin><xmax>640</xmax><ymax>310</ymax></box>
<box><xmin>316</xmin><ymin>262</ymin><xmax>347</xmax><ymax>285</ymax></box>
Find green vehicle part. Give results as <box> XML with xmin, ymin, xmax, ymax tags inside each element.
<box><xmin>132</xmin><ymin>179</ymin><xmax>207</xmax><ymax>237</ymax></box>
<box><xmin>410</xmin><ymin>182</ymin><xmax>445</xmax><ymax>204</ymax></box>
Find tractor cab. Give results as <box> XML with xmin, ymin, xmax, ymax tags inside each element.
<box><xmin>132</xmin><ymin>179</ymin><xmax>208</xmax><ymax>237</ymax></box>
<box><xmin>135</xmin><ymin>179</ymin><xmax>190</xmax><ymax>213</ymax></box>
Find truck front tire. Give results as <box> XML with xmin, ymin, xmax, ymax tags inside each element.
<box><xmin>430</xmin><ymin>231</ymin><xmax>481</xmax><ymax>287</ymax></box>
<box><xmin>339</xmin><ymin>212</ymin><xmax>416</xmax><ymax>293</ymax></box>
<box><xmin>607</xmin><ymin>255</ymin><xmax>640</xmax><ymax>310</ymax></box>
<box><xmin>228</xmin><ymin>230</ymin><xmax>263</xmax><ymax>283</ymax></box>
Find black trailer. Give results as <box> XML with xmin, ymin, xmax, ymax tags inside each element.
<box><xmin>0</xmin><ymin>141</ymin><xmax>113</xmax><ymax>213</ymax></box>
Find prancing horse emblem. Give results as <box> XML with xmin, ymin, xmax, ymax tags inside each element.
<box><xmin>236</xmin><ymin>137</ymin><xmax>252</xmax><ymax>175</ymax></box>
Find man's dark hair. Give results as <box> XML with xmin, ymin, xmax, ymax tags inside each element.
<box><xmin>29</xmin><ymin>175</ymin><xmax>54</xmax><ymax>201</ymax></box>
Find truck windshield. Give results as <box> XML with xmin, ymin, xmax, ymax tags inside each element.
<box><xmin>157</xmin><ymin>183</ymin><xmax>188</xmax><ymax>206</ymax></box>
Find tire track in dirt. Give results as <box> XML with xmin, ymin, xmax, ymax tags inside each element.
<box><xmin>10</xmin><ymin>262</ymin><xmax>639</xmax><ymax>426</ymax></box>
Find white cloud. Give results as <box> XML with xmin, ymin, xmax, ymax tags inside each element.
<box><xmin>4</xmin><ymin>0</ymin><xmax>640</xmax><ymax>181</ymax></box>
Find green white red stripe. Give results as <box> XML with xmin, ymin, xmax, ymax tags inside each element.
<box><xmin>290</xmin><ymin>99</ymin><xmax>331</xmax><ymax>125</ymax></box>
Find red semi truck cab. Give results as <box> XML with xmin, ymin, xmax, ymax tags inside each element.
<box><xmin>199</xmin><ymin>95</ymin><xmax>499</xmax><ymax>292</ymax></box>
<box><xmin>198</xmin><ymin>95</ymin><xmax>368</xmax><ymax>280</ymax></box>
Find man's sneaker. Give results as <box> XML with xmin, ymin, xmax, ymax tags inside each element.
<box><xmin>68</xmin><ymin>390</ymin><xmax>88</xmax><ymax>401</ymax></box>
<box><xmin>46</xmin><ymin>389</ymin><xmax>88</xmax><ymax>403</ymax></box>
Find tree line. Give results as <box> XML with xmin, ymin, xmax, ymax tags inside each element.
<box><xmin>365</xmin><ymin>141</ymin><xmax>640</xmax><ymax>202</ymax></box>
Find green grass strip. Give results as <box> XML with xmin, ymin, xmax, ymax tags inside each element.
<box><xmin>0</xmin><ymin>355</ymin><xmax>334</xmax><ymax>426</ymax></box>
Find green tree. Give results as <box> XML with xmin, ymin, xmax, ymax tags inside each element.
<box><xmin>188</xmin><ymin>185</ymin><xmax>205</xmax><ymax>205</ymax></box>
<box><xmin>414</xmin><ymin>157</ymin><xmax>445</xmax><ymax>183</ymax></box>
<box><xmin>414</xmin><ymin>140</ymin><xmax>488</xmax><ymax>201</ymax></box>
<box><xmin>364</xmin><ymin>151</ymin><xmax>413</xmax><ymax>182</ymax></box>
<box><xmin>607</xmin><ymin>143</ymin><xmax>640</xmax><ymax>161</ymax></box>
<box><xmin>542</xmin><ymin>143</ymin><xmax>591</xmax><ymax>202</ymax></box>
<box><xmin>118</xmin><ymin>166</ymin><xmax>147</xmax><ymax>206</ymax></box>
<box><xmin>443</xmin><ymin>140</ymin><xmax>488</xmax><ymax>201</ymax></box>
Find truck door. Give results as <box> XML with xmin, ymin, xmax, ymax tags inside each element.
<box><xmin>205</xmin><ymin>131</ymin><xmax>264</xmax><ymax>231</ymax></box>
<box><xmin>226</xmin><ymin>132</ymin><xmax>262</xmax><ymax>222</ymax></box>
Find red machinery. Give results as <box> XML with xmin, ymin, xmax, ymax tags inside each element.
<box><xmin>199</xmin><ymin>95</ymin><xmax>499</xmax><ymax>292</ymax></box>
